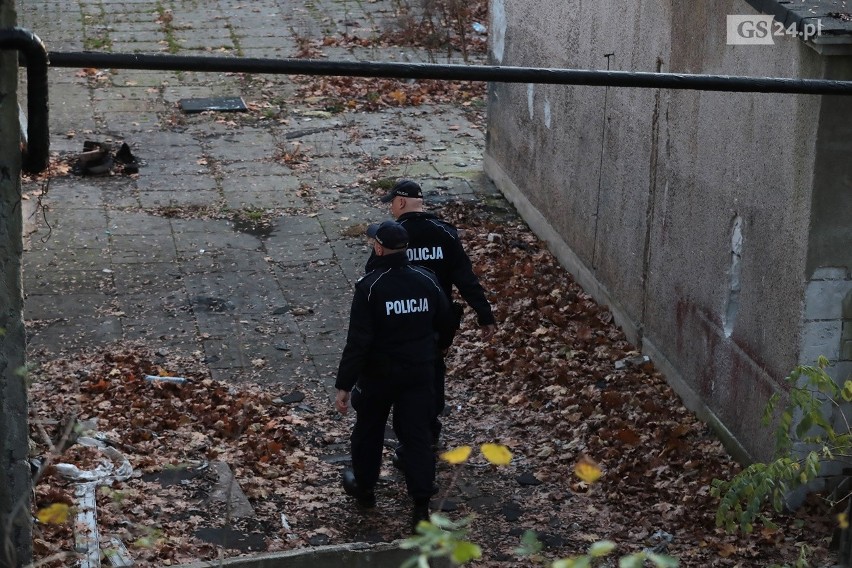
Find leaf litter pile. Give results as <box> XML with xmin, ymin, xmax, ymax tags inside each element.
<box><xmin>28</xmin><ymin>201</ymin><xmax>837</xmax><ymax>567</ymax></box>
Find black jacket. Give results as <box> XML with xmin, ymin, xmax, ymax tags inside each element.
<box><xmin>335</xmin><ymin>252</ymin><xmax>454</xmax><ymax>392</ymax></box>
<box><xmin>366</xmin><ymin>211</ymin><xmax>496</xmax><ymax>326</ymax></box>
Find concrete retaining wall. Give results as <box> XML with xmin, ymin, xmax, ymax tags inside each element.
<box><xmin>176</xmin><ymin>542</ymin><xmax>448</xmax><ymax>568</ymax></box>
<box><xmin>485</xmin><ymin>0</ymin><xmax>852</xmax><ymax>462</ymax></box>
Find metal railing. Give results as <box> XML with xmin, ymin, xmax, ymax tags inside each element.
<box><xmin>1</xmin><ymin>28</ymin><xmax>48</xmax><ymax>174</ymax></box>
<box><xmin>5</xmin><ymin>26</ymin><xmax>852</xmax><ymax>174</ymax></box>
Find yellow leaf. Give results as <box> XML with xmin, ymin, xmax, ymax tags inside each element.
<box><xmin>441</xmin><ymin>446</ymin><xmax>472</xmax><ymax>465</ymax></box>
<box><xmin>481</xmin><ymin>443</ymin><xmax>512</xmax><ymax>465</ymax></box>
<box><xmin>839</xmin><ymin>512</ymin><xmax>849</xmax><ymax>529</ymax></box>
<box><xmin>574</xmin><ymin>456</ymin><xmax>603</xmax><ymax>484</ymax></box>
<box><xmin>36</xmin><ymin>503</ymin><xmax>70</xmax><ymax>524</ymax></box>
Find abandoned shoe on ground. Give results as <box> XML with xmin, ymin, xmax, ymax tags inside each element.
<box><xmin>342</xmin><ymin>469</ymin><xmax>376</xmax><ymax>509</ymax></box>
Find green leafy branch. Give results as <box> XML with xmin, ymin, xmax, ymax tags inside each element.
<box><xmin>515</xmin><ymin>533</ymin><xmax>677</xmax><ymax>568</ymax></box>
<box><xmin>713</xmin><ymin>356</ymin><xmax>852</xmax><ymax>535</ymax></box>
<box><xmin>400</xmin><ymin>514</ymin><xmax>481</xmax><ymax>567</ymax></box>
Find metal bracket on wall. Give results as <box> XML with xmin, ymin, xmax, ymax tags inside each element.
<box><xmin>0</xmin><ymin>27</ymin><xmax>49</xmax><ymax>174</ymax></box>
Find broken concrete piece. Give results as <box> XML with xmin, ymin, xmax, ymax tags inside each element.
<box><xmin>208</xmin><ymin>461</ymin><xmax>256</xmax><ymax>519</ymax></box>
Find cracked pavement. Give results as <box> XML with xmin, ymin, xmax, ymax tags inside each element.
<box><xmin>19</xmin><ymin>0</ymin><xmax>498</xmax><ymax>394</ymax></box>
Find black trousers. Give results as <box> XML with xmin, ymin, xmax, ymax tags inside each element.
<box><xmin>393</xmin><ymin>355</ymin><xmax>445</xmax><ymax>445</ymax></box>
<box><xmin>432</xmin><ymin>302</ymin><xmax>463</xmax><ymax>439</ymax></box>
<box><xmin>432</xmin><ymin>356</ymin><xmax>447</xmax><ymax>439</ymax></box>
<box><xmin>351</xmin><ymin>362</ymin><xmax>436</xmax><ymax>501</ymax></box>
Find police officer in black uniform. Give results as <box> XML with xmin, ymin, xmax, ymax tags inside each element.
<box><xmin>335</xmin><ymin>220</ymin><xmax>454</xmax><ymax>531</ymax></box>
<box><xmin>368</xmin><ymin>179</ymin><xmax>497</xmax><ymax>449</ymax></box>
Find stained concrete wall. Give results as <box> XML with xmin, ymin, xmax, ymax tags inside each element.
<box><xmin>485</xmin><ymin>0</ymin><xmax>852</xmax><ymax>462</ymax></box>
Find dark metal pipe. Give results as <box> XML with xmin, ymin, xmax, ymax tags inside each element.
<box><xmin>48</xmin><ymin>51</ymin><xmax>852</xmax><ymax>96</ymax></box>
<box><xmin>6</xmin><ymin>28</ymin><xmax>852</xmax><ymax>178</ymax></box>
<box><xmin>0</xmin><ymin>28</ymin><xmax>49</xmax><ymax>174</ymax></box>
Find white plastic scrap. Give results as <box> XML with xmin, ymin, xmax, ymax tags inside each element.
<box><xmin>55</xmin><ymin>435</ymin><xmax>134</xmax><ymax>568</ymax></box>
<box><xmin>54</xmin><ymin>437</ymin><xmax>132</xmax><ymax>484</ymax></box>
<box><xmin>281</xmin><ymin>514</ymin><xmax>298</xmax><ymax>541</ymax></box>
<box><xmin>143</xmin><ymin>374</ymin><xmax>187</xmax><ymax>385</ymax></box>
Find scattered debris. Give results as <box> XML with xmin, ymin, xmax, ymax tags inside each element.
<box><xmin>501</xmin><ymin>501</ymin><xmax>522</xmax><ymax>522</ymax></box>
<box><xmin>299</xmin><ymin>110</ymin><xmax>333</xmax><ymax>119</ymax></box>
<box><xmin>614</xmin><ymin>354</ymin><xmax>651</xmax><ymax>370</ymax></box>
<box><xmin>193</xmin><ymin>526</ymin><xmax>267</xmax><ymax>553</ymax></box>
<box><xmin>191</xmin><ymin>296</ymin><xmax>236</xmax><ymax>312</ymax></box>
<box><xmin>53</xmin><ymin>436</ymin><xmax>133</xmax><ymax>568</ymax></box>
<box><xmin>141</xmin><ymin>461</ymin><xmax>208</xmax><ymax>487</ymax></box>
<box><xmin>273</xmin><ymin>391</ymin><xmax>305</xmax><ymax>405</ymax></box>
<box><xmin>515</xmin><ymin>472</ymin><xmax>542</xmax><ymax>487</ymax></box>
<box><xmin>178</xmin><ymin>97</ymin><xmax>248</xmax><ymax>114</ymax></box>
<box><xmin>75</xmin><ymin>140</ymin><xmax>139</xmax><ymax>176</ymax></box>
<box><xmin>307</xmin><ymin>534</ymin><xmax>330</xmax><ymax>546</ymax></box>
<box><xmin>644</xmin><ymin>530</ymin><xmax>675</xmax><ymax>554</ymax></box>
<box><xmin>143</xmin><ymin>374</ymin><xmax>188</xmax><ymax>385</ymax></box>
<box><xmin>828</xmin><ymin>11</ymin><xmax>852</xmax><ymax>22</ymax></box>
<box><xmin>284</xmin><ymin>126</ymin><xmax>339</xmax><ymax>140</ymax></box>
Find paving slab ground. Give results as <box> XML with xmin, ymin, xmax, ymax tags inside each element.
<box><xmin>16</xmin><ymin>1</ymin><xmax>501</xmax><ymax>564</ymax></box>
<box><xmin>19</xmin><ymin>0</ymin><xmax>497</xmax><ymax>393</ymax></box>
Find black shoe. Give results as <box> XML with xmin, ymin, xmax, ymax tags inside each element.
<box><xmin>342</xmin><ymin>469</ymin><xmax>376</xmax><ymax>509</ymax></box>
<box><xmin>411</xmin><ymin>501</ymin><xmax>430</xmax><ymax>533</ymax></box>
